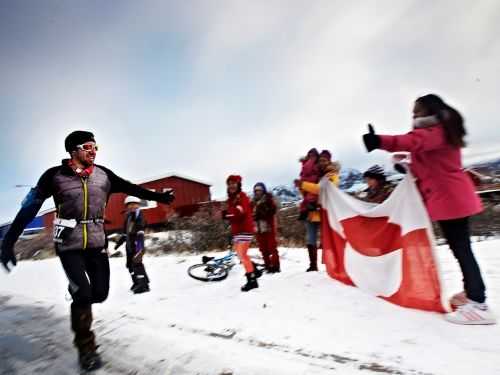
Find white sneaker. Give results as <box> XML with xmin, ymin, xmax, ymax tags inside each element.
<box><xmin>445</xmin><ymin>300</ymin><xmax>497</xmax><ymax>325</ymax></box>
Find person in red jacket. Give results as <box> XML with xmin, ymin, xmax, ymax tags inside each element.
<box><xmin>252</xmin><ymin>182</ymin><xmax>280</xmax><ymax>273</ymax></box>
<box><xmin>363</xmin><ymin>94</ymin><xmax>495</xmax><ymax>325</ymax></box>
<box><xmin>223</xmin><ymin>175</ymin><xmax>260</xmax><ymax>292</ymax></box>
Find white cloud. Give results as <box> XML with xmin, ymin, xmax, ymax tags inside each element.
<box><xmin>1</xmin><ymin>0</ymin><xmax>500</xmax><ymax>222</ymax></box>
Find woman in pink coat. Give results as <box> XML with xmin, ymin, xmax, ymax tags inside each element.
<box><xmin>363</xmin><ymin>94</ymin><xmax>495</xmax><ymax>325</ymax></box>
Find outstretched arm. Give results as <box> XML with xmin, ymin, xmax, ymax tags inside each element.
<box><xmin>379</xmin><ymin>126</ymin><xmax>447</xmax><ymax>153</ymax></box>
<box><xmin>100</xmin><ymin>166</ymin><xmax>175</xmax><ymax>204</ymax></box>
<box><xmin>1</xmin><ymin>168</ymin><xmax>55</xmax><ymax>271</ymax></box>
<box><xmin>363</xmin><ymin>123</ymin><xmax>447</xmax><ymax>154</ymax></box>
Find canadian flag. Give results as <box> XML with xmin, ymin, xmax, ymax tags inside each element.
<box><xmin>319</xmin><ymin>174</ymin><xmax>447</xmax><ymax>313</ymax></box>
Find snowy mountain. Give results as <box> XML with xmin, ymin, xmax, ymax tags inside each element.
<box><xmin>469</xmin><ymin>157</ymin><xmax>500</xmax><ymax>176</ymax></box>
<box><xmin>269</xmin><ymin>165</ymin><xmax>408</xmax><ymax>199</ymax></box>
<box><xmin>339</xmin><ymin>168</ymin><xmax>363</xmax><ymax>190</ymax></box>
<box><xmin>271</xmin><ymin>184</ymin><xmax>301</xmax><ymax>203</ymax></box>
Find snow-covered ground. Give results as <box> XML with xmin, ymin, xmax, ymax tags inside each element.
<box><xmin>1</xmin><ymin>240</ymin><xmax>500</xmax><ymax>375</ymax></box>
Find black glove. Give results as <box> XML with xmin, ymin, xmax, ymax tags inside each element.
<box><xmin>1</xmin><ymin>243</ymin><xmax>17</xmax><ymax>272</ymax></box>
<box><xmin>362</xmin><ymin>124</ymin><xmax>381</xmax><ymax>152</ymax></box>
<box><xmin>159</xmin><ymin>189</ymin><xmax>175</xmax><ymax>204</ymax></box>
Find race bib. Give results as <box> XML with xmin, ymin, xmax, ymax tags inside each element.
<box><xmin>53</xmin><ymin>218</ymin><xmax>77</xmax><ymax>243</ymax></box>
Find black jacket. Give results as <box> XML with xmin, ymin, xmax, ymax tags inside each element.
<box><xmin>2</xmin><ymin>160</ymin><xmax>172</xmax><ymax>253</ymax></box>
<box><xmin>116</xmin><ymin>209</ymin><xmax>147</xmax><ymax>255</ymax></box>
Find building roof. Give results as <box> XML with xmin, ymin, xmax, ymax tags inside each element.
<box><xmin>134</xmin><ymin>173</ymin><xmax>212</xmax><ymax>186</ymax></box>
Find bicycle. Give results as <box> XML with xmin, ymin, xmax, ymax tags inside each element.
<box><xmin>187</xmin><ymin>251</ymin><xmax>237</xmax><ymax>282</ymax></box>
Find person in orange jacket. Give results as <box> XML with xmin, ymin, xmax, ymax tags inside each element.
<box><xmin>223</xmin><ymin>175</ymin><xmax>261</xmax><ymax>291</ymax></box>
<box><xmin>295</xmin><ymin>150</ymin><xmax>341</xmax><ymax>271</ymax></box>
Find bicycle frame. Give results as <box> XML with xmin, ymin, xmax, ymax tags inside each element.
<box><xmin>210</xmin><ymin>251</ymin><xmax>236</xmax><ymax>268</ymax></box>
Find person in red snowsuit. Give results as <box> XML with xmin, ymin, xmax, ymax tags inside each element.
<box><xmin>252</xmin><ymin>182</ymin><xmax>280</xmax><ymax>273</ymax></box>
<box><xmin>223</xmin><ymin>175</ymin><xmax>261</xmax><ymax>292</ymax></box>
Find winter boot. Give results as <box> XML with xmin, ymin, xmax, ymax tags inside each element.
<box><xmin>79</xmin><ymin>350</ymin><xmax>103</xmax><ymax>372</ymax></box>
<box><xmin>260</xmin><ymin>250</ymin><xmax>271</xmax><ymax>272</ymax></box>
<box><xmin>129</xmin><ymin>272</ymin><xmax>138</xmax><ymax>291</ymax></box>
<box><xmin>306</xmin><ymin>245</ymin><xmax>318</xmax><ymax>272</ymax></box>
<box><xmin>71</xmin><ymin>305</ymin><xmax>102</xmax><ymax>371</ymax></box>
<box><xmin>133</xmin><ymin>283</ymin><xmax>150</xmax><ymax>294</ymax></box>
<box><xmin>266</xmin><ymin>267</ymin><xmax>279</xmax><ymax>274</ymax></box>
<box><xmin>132</xmin><ymin>275</ymin><xmax>150</xmax><ymax>294</ymax></box>
<box><xmin>241</xmin><ymin>272</ymin><xmax>259</xmax><ymax>292</ymax></box>
<box><xmin>252</xmin><ymin>262</ymin><xmax>263</xmax><ymax>278</ymax></box>
<box><xmin>270</xmin><ymin>252</ymin><xmax>281</xmax><ymax>273</ymax></box>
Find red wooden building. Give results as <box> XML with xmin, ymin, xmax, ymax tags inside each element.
<box><xmin>105</xmin><ymin>173</ymin><xmax>211</xmax><ymax>231</ymax></box>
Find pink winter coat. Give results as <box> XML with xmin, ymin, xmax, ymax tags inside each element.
<box><xmin>379</xmin><ymin>124</ymin><xmax>483</xmax><ymax>221</ymax></box>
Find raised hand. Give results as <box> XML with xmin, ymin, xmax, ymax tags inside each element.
<box><xmin>0</xmin><ymin>243</ymin><xmax>17</xmax><ymax>272</ymax></box>
<box><xmin>362</xmin><ymin>123</ymin><xmax>381</xmax><ymax>152</ymax></box>
<box><xmin>159</xmin><ymin>188</ymin><xmax>175</xmax><ymax>204</ymax></box>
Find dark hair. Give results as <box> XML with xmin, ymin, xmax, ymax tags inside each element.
<box><xmin>363</xmin><ymin>165</ymin><xmax>386</xmax><ymax>182</ymax></box>
<box><xmin>307</xmin><ymin>148</ymin><xmax>319</xmax><ymax>157</ymax></box>
<box><xmin>415</xmin><ymin>94</ymin><xmax>466</xmax><ymax>148</ymax></box>
<box><xmin>65</xmin><ymin>130</ymin><xmax>95</xmax><ymax>152</ymax></box>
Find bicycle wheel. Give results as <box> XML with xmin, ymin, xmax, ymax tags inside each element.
<box><xmin>187</xmin><ymin>263</ymin><xmax>229</xmax><ymax>282</ymax></box>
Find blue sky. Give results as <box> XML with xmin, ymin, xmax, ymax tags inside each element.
<box><xmin>1</xmin><ymin>0</ymin><xmax>500</xmax><ymax>222</ymax></box>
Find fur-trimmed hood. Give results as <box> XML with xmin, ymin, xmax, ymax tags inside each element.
<box><xmin>322</xmin><ymin>161</ymin><xmax>341</xmax><ymax>176</ymax></box>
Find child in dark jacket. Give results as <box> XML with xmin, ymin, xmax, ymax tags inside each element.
<box><xmin>114</xmin><ymin>196</ymin><xmax>150</xmax><ymax>294</ymax></box>
<box><xmin>298</xmin><ymin>148</ymin><xmax>320</xmax><ymax>220</ymax></box>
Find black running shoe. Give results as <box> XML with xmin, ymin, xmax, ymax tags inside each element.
<box><xmin>79</xmin><ymin>351</ymin><xmax>102</xmax><ymax>372</ymax></box>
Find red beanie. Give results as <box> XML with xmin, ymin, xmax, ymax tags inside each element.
<box><xmin>226</xmin><ymin>175</ymin><xmax>242</xmax><ymax>184</ymax></box>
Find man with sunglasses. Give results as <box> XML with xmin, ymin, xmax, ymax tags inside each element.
<box><xmin>0</xmin><ymin>130</ymin><xmax>175</xmax><ymax>371</ymax></box>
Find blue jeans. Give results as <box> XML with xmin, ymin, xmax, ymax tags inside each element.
<box><xmin>306</xmin><ymin>221</ymin><xmax>320</xmax><ymax>246</ymax></box>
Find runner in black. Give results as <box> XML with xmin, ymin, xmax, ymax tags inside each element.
<box><xmin>0</xmin><ymin>130</ymin><xmax>175</xmax><ymax>371</ymax></box>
